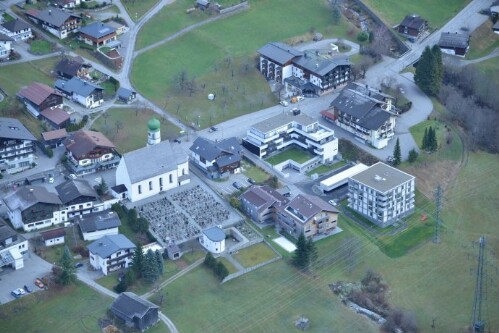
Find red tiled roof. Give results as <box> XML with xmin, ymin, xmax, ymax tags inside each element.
<box><xmin>18</xmin><ymin>82</ymin><xmax>61</xmax><ymax>106</ymax></box>
<box><xmin>64</xmin><ymin>130</ymin><xmax>116</xmax><ymax>159</ymax></box>
<box><xmin>42</xmin><ymin>128</ymin><xmax>68</xmax><ymax>141</ymax></box>
<box><xmin>40</xmin><ymin>106</ymin><xmax>69</xmax><ymax>125</ymax></box>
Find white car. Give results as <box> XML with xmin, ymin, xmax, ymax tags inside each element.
<box><xmin>328</xmin><ymin>199</ymin><xmax>337</xmax><ymax>206</ymax></box>
<box><xmin>296</xmin><ymin>95</ymin><xmax>305</xmax><ymax>102</ymax></box>
<box><xmin>11</xmin><ymin>288</ymin><xmax>26</xmax><ymax>298</ymax></box>
<box><xmin>280</xmin><ymin>100</ymin><xmax>289</xmax><ymax>106</ymax></box>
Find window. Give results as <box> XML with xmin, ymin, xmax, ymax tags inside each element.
<box><xmin>149</xmin><ymin>181</ymin><xmax>153</xmax><ymax>191</ymax></box>
<box><xmin>169</xmin><ymin>174</ymin><xmax>173</xmax><ymax>183</ymax></box>
<box><xmin>159</xmin><ymin>177</ymin><xmax>163</xmax><ymax>186</ymax></box>
<box><xmin>138</xmin><ymin>185</ymin><xmax>142</xmax><ymax>194</ymax></box>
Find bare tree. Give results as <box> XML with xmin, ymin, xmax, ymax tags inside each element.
<box><xmin>115</xmin><ymin>120</ymin><xmax>124</xmax><ymax>133</ymax></box>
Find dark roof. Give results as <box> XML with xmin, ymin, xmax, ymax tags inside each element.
<box><xmin>1</xmin><ymin>19</ymin><xmax>31</xmax><ymax>33</ymax></box>
<box><xmin>293</xmin><ymin>52</ymin><xmax>350</xmax><ymax>76</ymax></box>
<box><xmin>111</xmin><ymin>292</ymin><xmax>159</xmax><ymax>320</ymax></box>
<box><xmin>55</xmin><ymin>77</ymin><xmax>103</xmax><ymax>97</ymax></box>
<box><xmin>216</xmin><ymin>154</ymin><xmax>241</xmax><ymax>168</ymax></box>
<box><xmin>0</xmin><ymin>220</ymin><xmax>17</xmax><ymax>243</ymax></box>
<box><xmin>64</xmin><ymin>130</ymin><xmax>116</xmax><ymax>159</ymax></box>
<box><xmin>0</xmin><ymin>32</ymin><xmax>13</xmax><ymax>41</ymax></box>
<box><xmin>40</xmin><ymin>106</ymin><xmax>69</xmax><ymax>125</ymax></box>
<box><xmin>55</xmin><ymin>57</ymin><xmax>84</xmax><ymax>77</ymax></box>
<box><xmin>42</xmin><ymin>128</ymin><xmax>68</xmax><ymax>141</ymax></box>
<box><xmin>55</xmin><ymin>179</ymin><xmax>98</xmax><ymax>204</ymax></box>
<box><xmin>17</xmin><ymin>82</ymin><xmax>60</xmax><ymax>106</ymax></box>
<box><xmin>400</xmin><ymin>14</ymin><xmax>426</xmax><ymax>29</ymax></box>
<box><xmin>166</xmin><ymin>243</ymin><xmax>180</xmax><ymax>254</ymax></box>
<box><xmin>41</xmin><ymin>227</ymin><xmax>66</xmax><ymax>240</ymax></box>
<box><xmin>26</xmin><ymin>7</ymin><xmax>80</xmax><ymax>28</ymax></box>
<box><xmin>0</xmin><ymin>117</ymin><xmax>37</xmax><ymax>141</ymax></box>
<box><xmin>190</xmin><ymin>136</ymin><xmax>242</xmax><ymax>162</ymax></box>
<box><xmin>240</xmin><ymin>185</ymin><xmax>289</xmax><ymax>214</ymax></box>
<box><xmin>117</xmin><ymin>87</ymin><xmax>135</xmax><ymax>99</ymax></box>
<box><xmin>111</xmin><ymin>184</ymin><xmax>127</xmax><ymax>194</ymax></box>
<box><xmin>79</xmin><ymin>21</ymin><xmax>116</xmax><ymax>39</ymax></box>
<box><xmin>203</xmin><ymin>226</ymin><xmax>225</xmax><ymax>242</ymax></box>
<box><xmin>77</xmin><ymin>211</ymin><xmax>121</xmax><ymax>233</ymax></box>
<box><xmin>282</xmin><ymin>194</ymin><xmax>338</xmax><ymax>224</ymax></box>
<box><xmin>258</xmin><ymin>42</ymin><xmax>303</xmax><ymax>65</ymax></box>
<box><xmin>358</xmin><ymin>107</ymin><xmax>392</xmax><ymax>130</ymax></box>
<box><xmin>87</xmin><ymin>234</ymin><xmax>135</xmax><ymax>258</ymax></box>
<box><xmin>438</xmin><ymin>32</ymin><xmax>469</xmax><ymax>49</ymax></box>
<box><xmin>494</xmin><ymin>21</ymin><xmax>499</xmax><ymax>30</ymax></box>
<box><xmin>4</xmin><ymin>186</ymin><xmax>62</xmax><ymax>212</ymax></box>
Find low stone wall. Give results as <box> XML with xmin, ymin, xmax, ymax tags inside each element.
<box><xmin>219</xmin><ymin>1</ymin><xmax>249</xmax><ymax>14</ymax></box>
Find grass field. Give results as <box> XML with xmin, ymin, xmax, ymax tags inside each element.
<box><xmin>475</xmin><ymin>57</ymin><xmax>499</xmax><ymax>86</ymax></box>
<box><xmin>219</xmin><ymin>257</ymin><xmax>238</xmax><ymax>274</ymax></box>
<box><xmin>306</xmin><ymin>160</ymin><xmax>347</xmax><ymax>176</ymax></box>
<box><xmin>132</xmin><ymin>0</ymin><xmax>358</xmax><ymax>127</ymax></box>
<box><xmin>409</xmin><ymin>119</ymin><xmax>462</xmax><ymax>161</ymax></box>
<box><xmin>122</xmin><ymin>0</ymin><xmax>160</xmax><ymax>21</ymax></box>
<box><xmin>29</xmin><ymin>40</ymin><xmax>55</xmax><ymax>54</ymax></box>
<box><xmin>242</xmin><ymin>160</ymin><xmax>269</xmax><ymax>183</ymax></box>
<box><xmin>266</xmin><ymin>148</ymin><xmax>315</xmax><ymax>165</ymax></box>
<box><xmin>233</xmin><ymin>242</ymin><xmax>278</xmax><ymax>268</ymax></box>
<box><xmin>91</xmin><ymin>108</ymin><xmax>180</xmax><ymax>153</ymax></box>
<box><xmin>362</xmin><ymin>0</ymin><xmax>471</xmax><ymax>29</ymax></box>
<box><xmin>467</xmin><ymin>20</ymin><xmax>499</xmax><ymax>60</ymax></box>
<box><xmin>0</xmin><ymin>56</ymin><xmax>58</xmax><ymax>96</ymax></box>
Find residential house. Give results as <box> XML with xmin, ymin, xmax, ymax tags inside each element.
<box><xmin>397</xmin><ymin>14</ymin><xmax>427</xmax><ymax>39</ymax></box>
<box><xmin>240</xmin><ymin>185</ymin><xmax>289</xmax><ymax>224</ymax></box>
<box><xmin>55</xmin><ymin>56</ymin><xmax>90</xmax><ymax>80</ymax></box>
<box><xmin>87</xmin><ymin>234</ymin><xmax>136</xmax><ymax>275</ymax></box>
<box><xmin>25</xmin><ymin>7</ymin><xmax>81</xmax><ymax>39</ymax></box>
<box><xmin>242</xmin><ymin>111</ymin><xmax>338</xmax><ymax>171</ymax></box>
<box><xmin>63</xmin><ymin>130</ymin><xmax>120</xmax><ymax>175</ymax></box>
<box><xmin>189</xmin><ymin>136</ymin><xmax>242</xmax><ymax>179</ymax></box>
<box><xmin>17</xmin><ymin>82</ymin><xmax>64</xmax><ymax>118</ymax></box>
<box><xmin>116</xmin><ymin>87</ymin><xmax>136</xmax><ymax>104</ymax></box>
<box><xmin>110</xmin><ymin>184</ymin><xmax>127</xmax><ymax>200</ymax></box>
<box><xmin>52</xmin><ymin>0</ymin><xmax>81</xmax><ymax>9</ymax></box>
<box><xmin>56</xmin><ymin>179</ymin><xmax>101</xmax><ymax>217</ymax></box>
<box><xmin>40</xmin><ymin>227</ymin><xmax>66</xmax><ymax>247</ymax></box>
<box><xmin>55</xmin><ymin>77</ymin><xmax>104</xmax><ymax>109</ymax></box>
<box><xmin>3</xmin><ymin>186</ymin><xmax>67</xmax><ymax>232</ymax></box>
<box><xmin>326</xmin><ymin>82</ymin><xmax>397</xmax><ymax>149</ymax></box>
<box><xmin>276</xmin><ymin>194</ymin><xmax>338</xmax><ymax>239</ymax></box>
<box><xmin>438</xmin><ymin>32</ymin><xmax>470</xmax><ymax>57</ymax></box>
<box><xmin>0</xmin><ymin>117</ymin><xmax>36</xmax><ymax>174</ymax></box>
<box><xmin>106</xmin><ymin>20</ymin><xmax>128</xmax><ymax>35</ymax></box>
<box><xmin>1</xmin><ymin>19</ymin><xmax>33</xmax><ymax>41</ymax></box>
<box><xmin>110</xmin><ymin>292</ymin><xmax>159</xmax><ymax>331</ymax></box>
<box><xmin>195</xmin><ymin>0</ymin><xmax>210</xmax><ymax>10</ymax></box>
<box><xmin>115</xmin><ymin>141</ymin><xmax>189</xmax><ymax>203</ymax></box>
<box><xmin>42</xmin><ymin>128</ymin><xmax>68</xmax><ymax>148</ymax></box>
<box><xmin>79</xmin><ymin>21</ymin><xmax>117</xmax><ymax>47</ymax></box>
<box><xmin>0</xmin><ymin>220</ymin><xmax>28</xmax><ymax>270</ymax></box>
<box><xmin>40</xmin><ymin>107</ymin><xmax>70</xmax><ymax>129</ymax></box>
<box><xmin>348</xmin><ymin>162</ymin><xmax>415</xmax><ymax>228</ymax></box>
<box><xmin>0</xmin><ymin>32</ymin><xmax>13</xmax><ymax>59</ymax></box>
<box><xmin>76</xmin><ymin>210</ymin><xmax>121</xmax><ymax>241</ymax></box>
<box><xmin>199</xmin><ymin>226</ymin><xmax>225</xmax><ymax>253</ymax></box>
<box><xmin>165</xmin><ymin>242</ymin><xmax>181</xmax><ymax>260</ymax></box>
<box><xmin>258</xmin><ymin>42</ymin><xmax>351</xmax><ymax>95</ymax></box>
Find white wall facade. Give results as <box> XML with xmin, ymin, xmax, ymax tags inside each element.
<box><xmin>0</xmin><ymin>239</ymin><xmax>28</xmax><ymax>270</ymax></box>
<box><xmin>9</xmin><ymin>208</ymin><xmax>67</xmax><ymax>232</ymax></box>
<box><xmin>82</xmin><ymin>227</ymin><xmax>119</xmax><ymax>241</ymax></box>
<box><xmin>89</xmin><ymin>249</ymin><xmax>133</xmax><ymax>275</ymax></box>
<box><xmin>199</xmin><ymin>235</ymin><xmax>225</xmax><ymax>253</ymax></box>
<box><xmin>44</xmin><ymin>236</ymin><xmax>65</xmax><ymax>247</ymax></box>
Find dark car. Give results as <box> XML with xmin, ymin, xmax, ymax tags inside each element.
<box><xmin>174</xmin><ymin>138</ymin><xmax>181</xmax><ymax>144</ymax></box>
<box><xmin>210</xmin><ymin>126</ymin><xmax>218</xmax><ymax>132</ymax></box>
<box><xmin>24</xmin><ymin>285</ymin><xmax>32</xmax><ymax>293</ymax></box>
<box><xmin>74</xmin><ymin>262</ymin><xmax>84</xmax><ymax>268</ymax></box>
<box><xmin>247</xmin><ymin>178</ymin><xmax>256</xmax><ymax>184</ymax></box>
<box><xmin>232</xmin><ymin>181</ymin><xmax>243</xmax><ymax>190</ymax></box>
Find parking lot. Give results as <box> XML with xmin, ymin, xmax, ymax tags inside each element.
<box><xmin>0</xmin><ymin>251</ymin><xmax>52</xmax><ymax>305</ymax></box>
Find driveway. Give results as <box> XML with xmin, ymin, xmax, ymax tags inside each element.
<box><xmin>0</xmin><ymin>251</ymin><xmax>52</xmax><ymax>305</ymax></box>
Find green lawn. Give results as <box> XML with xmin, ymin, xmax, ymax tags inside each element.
<box><xmin>91</xmin><ymin>108</ymin><xmax>180</xmax><ymax>153</ymax></box>
<box><xmin>0</xmin><ymin>283</ymin><xmax>112</xmax><ymax>333</ymax></box>
<box><xmin>306</xmin><ymin>160</ymin><xmax>347</xmax><ymax>176</ymax></box>
<box><xmin>29</xmin><ymin>40</ymin><xmax>54</xmax><ymax>54</ymax></box>
<box><xmin>409</xmin><ymin>118</ymin><xmax>462</xmax><ymax>161</ymax></box>
<box><xmin>362</xmin><ymin>0</ymin><xmax>471</xmax><ymax>29</ymax></box>
<box><xmin>122</xmin><ymin>0</ymin><xmax>160</xmax><ymax>21</ymax></box>
<box><xmin>219</xmin><ymin>257</ymin><xmax>238</xmax><ymax>274</ymax></box>
<box><xmin>242</xmin><ymin>160</ymin><xmax>270</xmax><ymax>183</ymax></box>
<box><xmin>0</xmin><ymin>56</ymin><xmax>58</xmax><ymax>96</ymax></box>
<box><xmin>266</xmin><ymin>148</ymin><xmax>315</xmax><ymax>165</ymax></box>
<box><xmin>136</xmin><ymin>0</ymin><xmax>215</xmax><ymax>49</ymax></box>
<box><xmin>475</xmin><ymin>57</ymin><xmax>499</xmax><ymax>86</ymax></box>
<box><xmin>132</xmin><ymin>0</ymin><xmax>358</xmax><ymax>127</ymax></box>
<box><xmin>233</xmin><ymin>242</ymin><xmax>278</xmax><ymax>268</ymax></box>
<box><xmin>467</xmin><ymin>20</ymin><xmax>499</xmax><ymax>60</ymax></box>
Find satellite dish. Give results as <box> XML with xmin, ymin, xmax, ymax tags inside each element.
<box><xmin>208</xmin><ymin>93</ymin><xmax>215</xmax><ymax>100</ymax></box>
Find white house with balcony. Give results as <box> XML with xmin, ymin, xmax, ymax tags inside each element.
<box><xmin>348</xmin><ymin>162</ymin><xmax>415</xmax><ymax>228</ymax></box>
<box><xmin>0</xmin><ymin>220</ymin><xmax>28</xmax><ymax>270</ymax></box>
<box><xmin>0</xmin><ymin>117</ymin><xmax>36</xmax><ymax>174</ymax></box>
<box><xmin>87</xmin><ymin>234</ymin><xmax>136</xmax><ymax>275</ymax></box>
<box><xmin>324</xmin><ymin>82</ymin><xmax>397</xmax><ymax>149</ymax></box>
<box><xmin>242</xmin><ymin>111</ymin><xmax>338</xmax><ymax>173</ymax></box>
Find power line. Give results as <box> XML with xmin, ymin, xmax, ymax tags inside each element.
<box><xmin>471</xmin><ymin>236</ymin><xmax>486</xmax><ymax>333</ymax></box>
<box><xmin>433</xmin><ymin>184</ymin><xmax>443</xmax><ymax>244</ymax></box>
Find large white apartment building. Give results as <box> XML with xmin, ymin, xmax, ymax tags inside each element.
<box><xmin>0</xmin><ymin>117</ymin><xmax>36</xmax><ymax>174</ymax></box>
<box><xmin>242</xmin><ymin>111</ymin><xmax>338</xmax><ymax>164</ymax></box>
<box><xmin>348</xmin><ymin>162</ymin><xmax>415</xmax><ymax>228</ymax></box>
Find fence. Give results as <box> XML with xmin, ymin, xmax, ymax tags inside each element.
<box><xmin>219</xmin><ymin>1</ymin><xmax>249</xmax><ymax>14</ymax></box>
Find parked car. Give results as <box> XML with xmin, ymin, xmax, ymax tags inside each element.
<box><xmin>34</xmin><ymin>278</ymin><xmax>45</xmax><ymax>289</ymax></box>
<box><xmin>11</xmin><ymin>288</ymin><xmax>26</xmax><ymax>298</ymax></box>
<box><xmin>296</xmin><ymin>95</ymin><xmax>305</xmax><ymax>102</ymax></box>
<box><xmin>174</xmin><ymin>138</ymin><xmax>181</xmax><ymax>144</ymax></box>
<box><xmin>280</xmin><ymin>100</ymin><xmax>289</xmax><ymax>107</ymax></box>
<box><xmin>232</xmin><ymin>181</ymin><xmax>243</xmax><ymax>190</ymax></box>
<box><xmin>74</xmin><ymin>262</ymin><xmax>84</xmax><ymax>268</ymax></box>
<box><xmin>23</xmin><ymin>285</ymin><xmax>32</xmax><ymax>293</ymax></box>
<box><xmin>328</xmin><ymin>199</ymin><xmax>337</xmax><ymax>206</ymax></box>
<box><xmin>210</xmin><ymin>126</ymin><xmax>218</xmax><ymax>132</ymax></box>
<box><xmin>48</xmin><ymin>173</ymin><xmax>54</xmax><ymax>184</ymax></box>
<box><xmin>247</xmin><ymin>178</ymin><xmax>256</xmax><ymax>184</ymax></box>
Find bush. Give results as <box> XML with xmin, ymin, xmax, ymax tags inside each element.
<box><xmin>114</xmin><ymin>279</ymin><xmax>127</xmax><ymax>293</ymax></box>
<box><xmin>357</xmin><ymin>32</ymin><xmax>369</xmax><ymax>42</ymax></box>
<box><xmin>408</xmin><ymin>149</ymin><xmax>418</xmax><ymax>163</ymax></box>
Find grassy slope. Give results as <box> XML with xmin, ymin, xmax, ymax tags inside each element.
<box><xmin>122</xmin><ymin>0</ymin><xmax>159</xmax><ymax>21</ymax></box>
<box><xmin>232</xmin><ymin>242</ymin><xmax>277</xmax><ymax>268</ymax></box>
<box><xmin>362</xmin><ymin>0</ymin><xmax>471</xmax><ymax>28</ymax></box>
<box><xmin>467</xmin><ymin>20</ymin><xmax>499</xmax><ymax>60</ymax></box>
<box><xmin>91</xmin><ymin>108</ymin><xmax>180</xmax><ymax>153</ymax></box>
<box><xmin>0</xmin><ymin>57</ymin><xmax>58</xmax><ymax>96</ymax></box>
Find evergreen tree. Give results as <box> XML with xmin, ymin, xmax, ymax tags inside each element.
<box><xmin>431</xmin><ymin>45</ymin><xmax>443</xmax><ymax>95</ymax></box>
<box><xmin>429</xmin><ymin>126</ymin><xmax>438</xmax><ymax>152</ymax></box>
<box><xmin>204</xmin><ymin>252</ymin><xmax>216</xmax><ymax>268</ymax></box>
<box><xmin>143</xmin><ymin>249</ymin><xmax>159</xmax><ymax>283</ymax></box>
<box><xmin>307</xmin><ymin>239</ymin><xmax>318</xmax><ymax>268</ymax></box>
<box><xmin>155</xmin><ymin>250</ymin><xmax>164</xmax><ymax>275</ymax></box>
<box><xmin>408</xmin><ymin>148</ymin><xmax>419</xmax><ymax>163</ymax></box>
<box><xmin>96</xmin><ymin>178</ymin><xmax>108</xmax><ymax>195</ymax></box>
<box><xmin>292</xmin><ymin>233</ymin><xmax>310</xmax><ymax>270</ymax></box>
<box><xmin>414</xmin><ymin>46</ymin><xmax>433</xmax><ymax>95</ymax></box>
<box><xmin>131</xmin><ymin>243</ymin><xmax>144</xmax><ymax>277</ymax></box>
<box><xmin>114</xmin><ymin>279</ymin><xmax>128</xmax><ymax>293</ymax></box>
<box><xmin>57</xmin><ymin>246</ymin><xmax>76</xmax><ymax>286</ymax></box>
<box><xmin>393</xmin><ymin>138</ymin><xmax>401</xmax><ymax>166</ymax></box>
<box><xmin>422</xmin><ymin>127</ymin><xmax>428</xmax><ymax>149</ymax></box>
<box><xmin>215</xmin><ymin>261</ymin><xmax>229</xmax><ymax>280</ymax></box>
<box><xmin>331</xmin><ymin>6</ymin><xmax>341</xmax><ymax>25</ymax></box>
